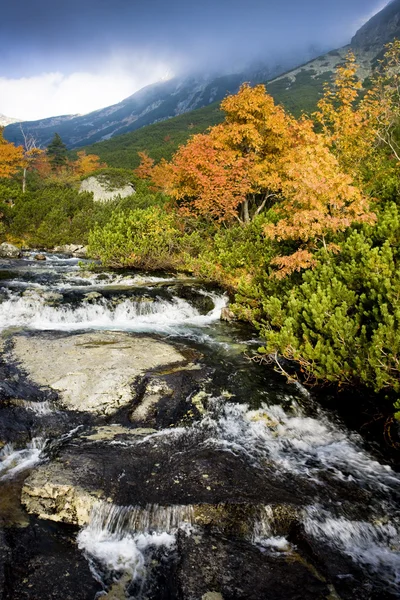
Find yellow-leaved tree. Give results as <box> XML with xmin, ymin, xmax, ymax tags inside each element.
<box><xmin>137</xmin><ymin>83</ymin><xmax>374</xmax><ymax>277</ymax></box>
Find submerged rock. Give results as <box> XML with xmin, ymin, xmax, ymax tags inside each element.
<box><xmin>0</xmin><ymin>243</ymin><xmax>21</xmax><ymax>259</ymax></box>
<box><xmin>177</xmin><ymin>532</ymin><xmax>330</xmax><ymax>600</ymax></box>
<box><xmin>34</xmin><ymin>254</ymin><xmax>46</xmax><ymax>261</ymax></box>
<box><xmin>21</xmin><ymin>424</ymin><xmax>317</xmax><ymax>524</ymax></box>
<box><xmin>10</xmin><ymin>332</ymin><xmax>185</xmax><ymax>415</ymax></box>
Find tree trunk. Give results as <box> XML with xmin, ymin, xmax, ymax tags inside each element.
<box><xmin>22</xmin><ymin>168</ymin><xmax>27</xmax><ymax>194</ymax></box>
<box><xmin>242</xmin><ymin>198</ymin><xmax>250</xmax><ymax>224</ymax></box>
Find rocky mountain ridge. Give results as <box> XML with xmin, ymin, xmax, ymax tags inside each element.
<box><xmin>0</xmin><ymin>114</ymin><xmax>20</xmax><ymax>127</ymax></box>
<box><xmin>2</xmin><ymin>61</ymin><xmax>318</xmax><ymax>149</ymax></box>
<box><xmin>4</xmin><ymin>1</ymin><xmax>400</xmax><ymax>150</ymax></box>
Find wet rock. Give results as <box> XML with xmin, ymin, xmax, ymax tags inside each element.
<box><xmin>0</xmin><ymin>529</ymin><xmax>11</xmax><ymax>598</ymax></box>
<box><xmin>34</xmin><ymin>253</ymin><xmax>46</xmax><ymax>261</ymax></box>
<box><xmin>220</xmin><ymin>307</ymin><xmax>237</xmax><ymax>322</ymax></box>
<box><xmin>289</xmin><ymin>522</ymin><xmax>379</xmax><ymax>600</ymax></box>
<box><xmin>43</xmin><ymin>291</ymin><xmax>63</xmax><ymax>305</ymax></box>
<box><xmin>22</xmin><ymin>427</ymin><xmax>317</xmax><ymax>524</ymax></box>
<box><xmin>21</xmin><ymin>289</ymin><xmax>63</xmax><ymax>305</ymax></box>
<box><xmin>83</xmin><ymin>291</ymin><xmax>103</xmax><ymax>302</ymax></box>
<box><xmin>3</xmin><ymin>518</ymin><xmax>102</xmax><ymax>600</ymax></box>
<box><xmin>172</xmin><ymin>285</ymin><xmax>215</xmax><ymax>315</ymax></box>
<box><xmin>177</xmin><ymin>532</ymin><xmax>330</xmax><ymax>600</ymax></box>
<box><xmin>0</xmin><ymin>243</ymin><xmax>21</xmax><ymax>259</ymax></box>
<box><xmin>10</xmin><ymin>332</ymin><xmax>185</xmax><ymax>415</ymax></box>
<box><xmin>130</xmin><ymin>377</ymin><xmax>173</xmax><ymax>423</ymax></box>
<box><xmin>130</xmin><ymin>363</ymin><xmax>208</xmax><ymax>429</ymax></box>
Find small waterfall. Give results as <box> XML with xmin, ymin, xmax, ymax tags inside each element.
<box><xmin>0</xmin><ymin>290</ymin><xmax>227</xmax><ymax>336</ymax></box>
<box><xmin>0</xmin><ymin>438</ymin><xmax>46</xmax><ymax>480</ymax></box>
<box><xmin>251</xmin><ymin>505</ymin><xmax>292</xmax><ymax>551</ymax></box>
<box><xmin>194</xmin><ymin>397</ymin><xmax>400</xmax><ymax>493</ymax></box>
<box><xmin>78</xmin><ymin>502</ymin><xmax>194</xmax><ymax>588</ymax></box>
<box><xmin>303</xmin><ymin>507</ymin><xmax>400</xmax><ymax>593</ymax></box>
<box><xmin>86</xmin><ymin>502</ymin><xmax>195</xmax><ymax>535</ymax></box>
<box><xmin>12</xmin><ymin>399</ymin><xmax>54</xmax><ymax>415</ymax></box>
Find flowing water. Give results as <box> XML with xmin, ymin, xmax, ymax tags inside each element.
<box><xmin>0</xmin><ymin>252</ymin><xmax>399</xmax><ymax>600</ymax></box>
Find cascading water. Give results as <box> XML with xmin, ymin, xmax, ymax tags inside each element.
<box><xmin>1</xmin><ymin>252</ymin><xmax>400</xmax><ymax>599</ymax></box>
<box><xmin>0</xmin><ymin>288</ymin><xmax>227</xmax><ymax>338</ymax></box>
<box><xmin>78</xmin><ymin>502</ymin><xmax>194</xmax><ymax>590</ymax></box>
<box><xmin>0</xmin><ymin>438</ymin><xmax>46</xmax><ymax>480</ymax></box>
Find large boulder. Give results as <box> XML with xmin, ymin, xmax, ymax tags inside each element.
<box><xmin>80</xmin><ymin>176</ymin><xmax>135</xmax><ymax>202</ymax></box>
<box><xmin>53</xmin><ymin>244</ymin><xmax>87</xmax><ymax>258</ymax></box>
<box><xmin>10</xmin><ymin>332</ymin><xmax>185</xmax><ymax>415</ymax></box>
<box><xmin>0</xmin><ymin>243</ymin><xmax>21</xmax><ymax>258</ymax></box>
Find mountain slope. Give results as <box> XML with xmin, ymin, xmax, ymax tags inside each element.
<box><xmin>78</xmin><ymin>1</ymin><xmax>400</xmax><ymax>170</ymax></box>
<box><xmin>352</xmin><ymin>0</ymin><xmax>400</xmax><ymax>52</ymax></box>
<box><xmin>3</xmin><ymin>64</ymin><xmax>293</xmax><ymax>150</ymax></box>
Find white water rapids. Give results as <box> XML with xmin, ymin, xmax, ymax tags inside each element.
<box><xmin>1</xmin><ymin>253</ymin><xmax>400</xmax><ymax>598</ymax></box>
<box><xmin>0</xmin><ymin>289</ymin><xmax>227</xmax><ymax>337</ymax></box>
<box><xmin>78</xmin><ymin>502</ymin><xmax>193</xmax><ymax>586</ymax></box>
<box><xmin>0</xmin><ymin>438</ymin><xmax>46</xmax><ymax>481</ymax></box>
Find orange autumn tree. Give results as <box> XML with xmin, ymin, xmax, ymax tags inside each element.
<box><xmin>138</xmin><ymin>83</ymin><xmax>374</xmax><ymax>276</ymax></box>
<box><xmin>360</xmin><ymin>40</ymin><xmax>400</xmax><ymax>164</ymax></box>
<box><xmin>313</xmin><ymin>52</ymin><xmax>372</xmax><ymax>180</ymax></box>
<box><xmin>135</xmin><ymin>151</ymin><xmax>155</xmax><ymax>180</ymax></box>
<box><xmin>72</xmin><ymin>151</ymin><xmax>105</xmax><ymax>176</ymax></box>
<box><xmin>0</xmin><ymin>128</ymin><xmax>24</xmax><ymax>178</ymax></box>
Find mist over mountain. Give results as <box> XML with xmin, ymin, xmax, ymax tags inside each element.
<box><xmin>2</xmin><ymin>55</ymin><xmax>321</xmax><ymax>149</ymax></box>
<box><xmin>3</xmin><ymin>1</ymin><xmax>398</xmax><ymax>149</ymax></box>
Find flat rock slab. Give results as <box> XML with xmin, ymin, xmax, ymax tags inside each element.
<box><xmin>11</xmin><ymin>332</ymin><xmax>185</xmax><ymax>415</ymax></box>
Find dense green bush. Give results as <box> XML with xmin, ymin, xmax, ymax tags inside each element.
<box><xmin>88</xmin><ymin>207</ymin><xmax>182</xmax><ymax>269</ymax></box>
<box><xmin>0</xmin><ymin>176</ymin><xmax>168</xmax><ymax>248</ymax></box>
<box><xmin>257</xmin><ymin>204</ymin><xmax>400</xmax><ymax>395</ymax></box>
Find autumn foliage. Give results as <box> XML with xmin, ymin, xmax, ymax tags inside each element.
<box><xmin>137</xmin><ymin>82</ymin><xmax>374</xmax><ymax>276</ymax></box>
<box><xmin>0</xmin><ymin>128</ymin><xmax>24</xmax><ymax>179</ymax></box>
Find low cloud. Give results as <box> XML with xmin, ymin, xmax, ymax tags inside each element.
<box><xmin>0</xmin><ymin>57</ymin><xmax>174</xmax><ymax>121</ymax></box>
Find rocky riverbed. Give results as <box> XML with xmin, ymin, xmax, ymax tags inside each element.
<box><xmin>0</xmin><ymin>251</ymin><xmax>399</xmax><ymax>599</ymax></box>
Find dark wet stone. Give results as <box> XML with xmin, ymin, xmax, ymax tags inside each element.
<box><xmin>0</xmin><ymin>530</ymin><xmax>11</xmax><ymax>599</ymax></box>
<box><xmin>171</xmin><ymin>284</ymin><xmax>215</xmax><ymax>315</ymax></box>
<box><xmin>2</xmin><ymin>518</ymin><xmax>102</xmax><ymax>600</ymax></box>
<box><xmin>289</xmin><ymin>522</ymin><xmax>399</xmax><ymax>600</ymax></box>
<box><xmin>23</xmin><ymin>424</ymin><xmax>371</xmax><ymax>520</ymax></box>
<box><xmin>128</xmin><ymin>365</ymin><xmax>209</xmax><ymax>430</ymax></box>
<box><xmin>176</xmin><ymin>532</ymin><xmax>330</xmax><ymax>600</ymax></box>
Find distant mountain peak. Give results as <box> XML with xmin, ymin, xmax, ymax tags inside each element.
<box><xmin>351</xmin><ymin>0</ymin><xmax>400</xmax><ymax>51</ymax></box>
<box><xmin>0</xmin><ymin>114</ymin><xmax>21</xmax><ymax>127</ymax></box>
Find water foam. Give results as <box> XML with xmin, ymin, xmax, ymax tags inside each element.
<box><xmin>0</xmin><ymin>290</ymin><xmax>227</xmax><ymax>336</ymax></box>
<box><xmin>304</xmin><ymin>507</ymin><xmax>400</xmax><ymax>592</ymax></box>
<box><xmin>0</xmin><ymin>438</ymin><xmax>46</xmax><ymax>480</ymax></box>
<box><xmin>191</xmin><ymin>398</ymin><xmax>400</xmax><ymax>493</ymax></box>
<box><xmin>78</xmin><ymin>502</ymin><xmax>193</xmax><ymax>586</ymax></box>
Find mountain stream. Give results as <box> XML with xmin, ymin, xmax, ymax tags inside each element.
<box><xmin>0</xmin><ymin>252</ymin><xmax>399</xmax><ymax>600</ymax></box>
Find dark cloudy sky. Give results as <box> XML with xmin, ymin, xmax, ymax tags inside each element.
<box><xmin>0</xmin><ymin>0</ymin><xmax>390</xmax><ymax>120</ymax></box>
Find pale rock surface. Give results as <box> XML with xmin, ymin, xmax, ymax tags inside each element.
<box><xmin>21</xmin><ymin>461</ymin><xmax>100</xmax><ymax>526</ymax></box>
<box><xmin>80</xmin><ymin>176</ymin><xmax>135</xmax><ymax>202</ymax></box>
<box><xmin>11</xmin><ymin>332</ymin><xmax>185</xmax><ymax>415</ymax></box>
<box><xmin>0</xmin><ymin>243</ymin><xmax>21</xmax><ymax>259</ymax></box>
